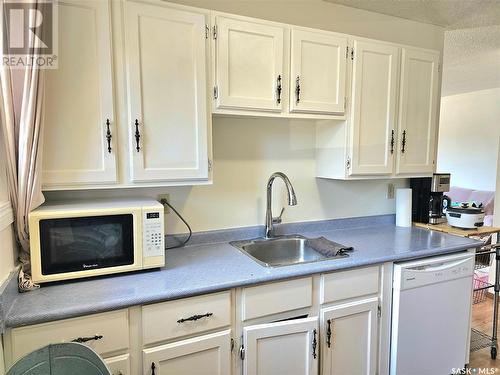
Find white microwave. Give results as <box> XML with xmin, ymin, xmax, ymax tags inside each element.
<box><xmin>28</xmin><ymin>198</ymin><xmax>165</xmax><ymax>284</ymax></box>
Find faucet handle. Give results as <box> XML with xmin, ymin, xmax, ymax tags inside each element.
<box><xmin>273</xmin><ymin>207</ymin><xmax>285</xmax><ymax>224</ymax></box>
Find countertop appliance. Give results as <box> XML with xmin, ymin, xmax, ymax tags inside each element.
<box><xmin>28</xmin><ymin>198</ymin><xmax>165</xmax><ymax>284</ymax></box>
<box><xmin>410</xmin><ymin>173</ymin><xmax>451</xmax><ymax>224</ymax></box>
<box><xmin>390</xmin><ymin>252</ymin><xmax>474</xmax><ymax>375</ymax></box>
<box><xmin>447</xmin><ymin>203</ymin><xmax>486</xmax><ymax>229</ymax></box>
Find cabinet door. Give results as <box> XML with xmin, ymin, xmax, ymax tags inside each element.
<box><xmin>42</xmin><ymin>0</ymin><xmax>116</xmax><ymax>187</ymax></box>
<box><xmin>104</xmin><ymin>354</ymin><xmax>130</xmax><ymax>375</ymax></box>
<box><xmin>243</xmin><ymin>317</ymin><xmax>318</xmax><ymax>375</ymax></box>
<box><xmin>396</xmin><ymin>48</ymin><xmax>440</xmax><ymax>175</ymax></box>
<box><xmin>143</xmin><ymin>330</ymin><xmax>231</xmax><ymax>375</ymax></box>
<box><xmin>215</xmin><ymin>16</ymin><xmax>284</xmax><ymax>112</ymax></box>
<box><xmin>289</xmin><ymin>29</ymin><xmax>347</xmax><ymax>114</ymax></box>
<box><xmin>349</xmin><ymin>40</ymin><xmax>399</xmax><ymax>175</ymax></box>
<box><xmin>321</xmin><ymin>298</ymin><xmax>379</xmax><ymax>375</ymax></box>
<box><xmin>125</xmin><ymin>1</ymin><xmax>209</xmax><ymax>182</ymax></box>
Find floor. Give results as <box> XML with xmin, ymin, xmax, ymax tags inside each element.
<box><xmin>469</xmin><ymin>296</ymin><xmax>499</xmax><ymax>370</ymax></box>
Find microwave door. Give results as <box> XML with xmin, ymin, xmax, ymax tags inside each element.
<box><xmin>39</xmin><ymin>214</ymin><xmax>135</xmax><ymax>275</ymax></box>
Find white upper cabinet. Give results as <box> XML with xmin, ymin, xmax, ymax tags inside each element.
<box><xmin>124</xmin><ymin>1</ymin><xmax>209</xmax><ymax>182</ymax></box>
<box><xmin>289</xmin><ymin>29</ymin><xmax>347</xmax><ymax>114</ymax></box>
<box><xmin>396</xmin><ymin>48</ymin><xmax>440</xmax><ymax>175</ymax></box>
<box><xmin>214</xmin><ymin>15</ymin><xmax>285</xmax><ymax>112</ymax></box>
<box><xmin>349</xmin><ymin>40</ymin><xmax>399</xmax><ymax>176</ymax></box>
<box><xmin>42</xmin><ymin>0</ymin><xmax>117</xmax><ymax>188</ymax></box>
<box><xmin>321</xmin><ymin>298</ymin><xmax>379</xmax><ymax>375</ymax></box>
<box><xmin>243</xmin><ymin>317</ymin><xmax>318</xmax><ymax>375</ymax></box>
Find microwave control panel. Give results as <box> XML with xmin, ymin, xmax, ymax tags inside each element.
<box><xmin>143</xmin><ymin>210</ymin><xmax>164</xmax><ymax>258</ymax></box>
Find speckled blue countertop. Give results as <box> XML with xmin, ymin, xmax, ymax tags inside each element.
<box><xmin>1</xmin><ymin>215</ymin><xmax>482</xmax><ymax>330</ymax></box>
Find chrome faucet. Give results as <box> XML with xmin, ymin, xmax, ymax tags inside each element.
<box><xmin>265</xmin><ymin>172</ymin><xmax>297</xmax><ymax>238</ymax></box>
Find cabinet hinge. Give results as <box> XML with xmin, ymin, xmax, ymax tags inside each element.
<box><xmin>377</xmin><ymin>305</ymin><xmax>382</xmax><ymax>318</ymax></box>
<box><xmin>351</xmin><ymin>48</ymin><xmax>354</xmax><ymax>61</ymax></box>
<box><xmin>346</xmin><ymin>157</ymin><xmax>351</xmax><ymax>169</ymax></box>
<box><xmin>239</xmin><ymin>344</ymin><xmax>245</xmax><ymax>360</ymax></box>
<box><xmin>230</xmin><ymin>338</ymin><xmax>235</xmax><ymax>352</ymax></box>
<box><xmin>438</xmin><ymin>63</ymin><xmax>441</xmax><ymax>73</ymax></box>
<box><xmin>208</xmin><ymin>159</ymin><xmax>213</xmax><ymax>172</ymax></box>
<box><xmin>346</xmin><ymin>46</ymin><xmax>349</xmax><ymax>59</ymax></box>
<box><xmin>205</xmin><ymin>25</ymin><xmax>209</xmax><ymax>39</ymax></box>
<box><xmin>344</xmin><ymin>97</ymin><xmax>347</xmax><ymax>111</ymax></box>
<box><xmin>212</xmin><ymin>25</ymin><xmax>217</xmax><ymax>40</ymax></box>
<box><xmin>213</xmin><ymin>85</ymin><xmax>218</xmax><ymax>100</ymax></box>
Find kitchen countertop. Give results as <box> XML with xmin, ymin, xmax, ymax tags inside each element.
<box><xmin>1</xmin><ymin>216</ymin><xmax>482</xmax><ymax>330</ymax></box>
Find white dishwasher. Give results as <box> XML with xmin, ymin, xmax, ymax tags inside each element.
<box><xmin>390</xmin><ymin>252</ymin><xmax>474</xmax><ymax>375</ymax></box>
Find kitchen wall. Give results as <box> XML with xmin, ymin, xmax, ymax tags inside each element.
<box><xmin>47</xmin><ymin>117</ymin><xmax>408</xmax><ymax>234</ymax></box>
<box><xmin>437</xmin><ymin>87</ymin><xmax>500</xmax><ymax>191</ymax></box>
<box><xmin>45</xmin><ymin>0</ymin><xmax>445</xmax><ymax>234</ymax></box>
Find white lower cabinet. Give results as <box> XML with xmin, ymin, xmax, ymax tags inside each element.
<box><xmin>143</xmin><ymin>330</ymin><xmax>232</xmax><ymax>375</ymax></box>
<box><xmin>104</xmin><ymin>353</ymin><xmax>131</xmax><ymax>375</ymax></box>
<box><xmin>321</xmin><ymin>297</ymin><xmax>379</xmax><ymax>375</ymax></box>
<box><xmin>242</xmin><ymin>317</ymin><xmax>318</xmax><ymax>375</ymax></box>
<box><xmin>2</xmin><ymin>268</ymin><xmax>387</xmax><ymax>375</ymax></box>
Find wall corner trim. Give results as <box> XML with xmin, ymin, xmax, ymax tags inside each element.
<box><xmin>0</xmin><ymin>201</ymin><xmax>14</xmax><ymax>231</ymax></box>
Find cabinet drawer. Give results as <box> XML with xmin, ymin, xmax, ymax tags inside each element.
<box><xmin>9</xmin><ymin>309</ymin><xmax>129</xmax><ymax>363</ymax></box>
<box><xmin>241</xmin><ymin>277</ymin><xmax>312</xmax><ymax>321</ymax></box>
<box><xmin>320</xmin><ymin>266</ymin><xmax>380</xmax><ymax>304</ymax></box>
<box><xmin>142</xmin><ymin>291</ymin><xmax>231</xmax><ymax>345</ymax></box>
<box><xmin>104</xmin><ymin>353</ymin><xmax>130</xmax><ymax>375</ymax></box>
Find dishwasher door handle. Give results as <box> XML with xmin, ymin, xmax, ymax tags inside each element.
<box><xmin>406</xmin><ymin>257</ymin><xmax>472</xmax><ymax>273</ymax></box>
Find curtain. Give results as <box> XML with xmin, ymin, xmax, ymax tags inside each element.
<box><xmin>0</xmin><ymin>4</ymin><xmax>46</xmax><ymax>292</ymax></box>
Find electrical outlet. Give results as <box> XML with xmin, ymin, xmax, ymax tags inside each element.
<box><xmin>387</xmin><ymin>183</ymin><xmax>395</xmax><ymax>199</ymax></box>
<box><xmin>158</xmin><ymin>194</ymin><xmax>170</xmax><ymax>213</ymax></box>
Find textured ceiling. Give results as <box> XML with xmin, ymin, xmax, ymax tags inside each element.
<box><xmin>323</xmin><ymin>0</ymin><xmax>500</xmax><ymax>29</ymax></box>
<box><xmin>324</xmin><ymin>0</ymin><xmax>500</xmax><ymax>95</ymax></box>
<box><xmin>442</xmin><ymin>25</ymin><xmax>500</xmax><ymax>96</ymax></box>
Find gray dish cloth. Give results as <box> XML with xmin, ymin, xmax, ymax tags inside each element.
<box><xmin>306</xmin><ymin>237</ymin><xmax>354</xmax><ymax>257</ymax></box>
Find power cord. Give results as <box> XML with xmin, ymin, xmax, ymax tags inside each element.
<box><xmin>160</xmin><ymin>199</ymin><xmax>192</xmax><ymax>249</ymax></box>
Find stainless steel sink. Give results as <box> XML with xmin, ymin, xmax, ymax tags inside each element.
<box><xmin>230</xmin><ymin>235</ymin><xmax>350</xmax><ymax>268</ymax></box>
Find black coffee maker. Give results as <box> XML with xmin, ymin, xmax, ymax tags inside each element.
<box><xmin>410</xmin><ymin>173</ymin><xmax>452</xmax><ymax>224</ymax></box>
